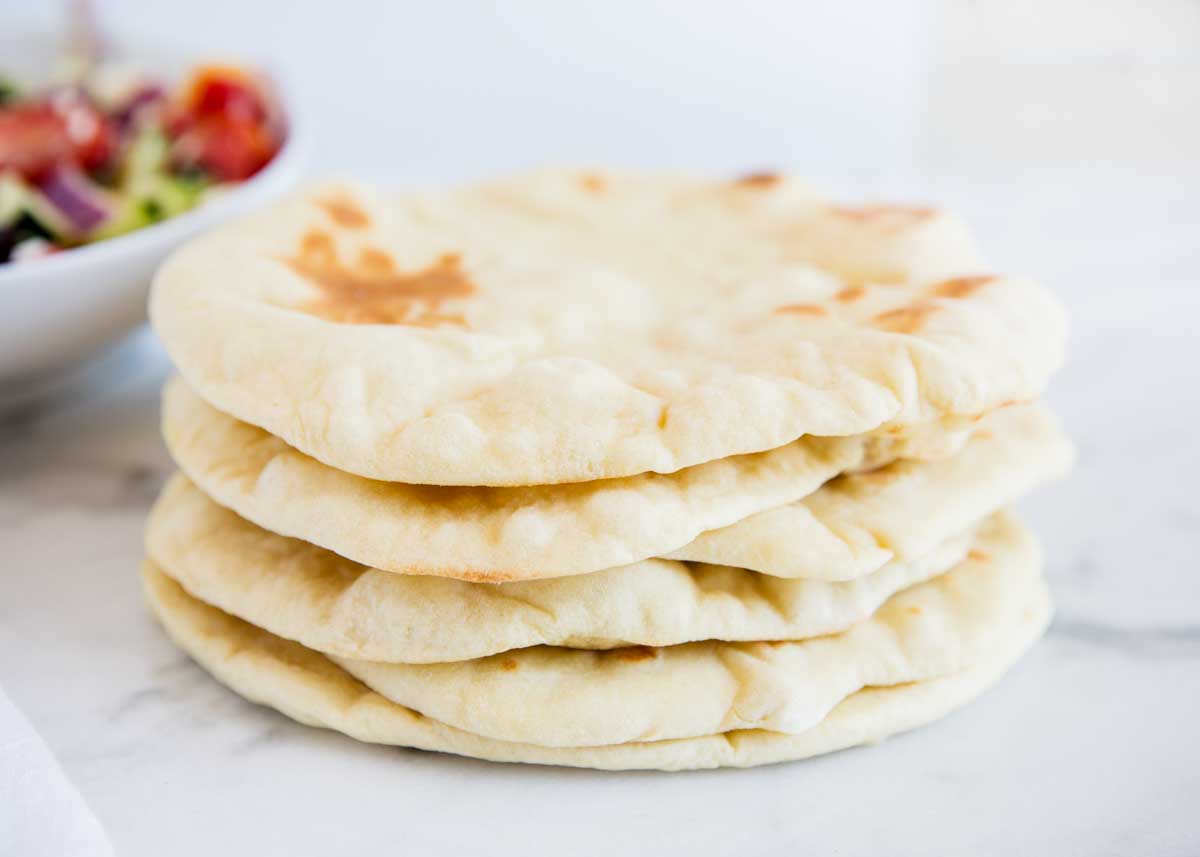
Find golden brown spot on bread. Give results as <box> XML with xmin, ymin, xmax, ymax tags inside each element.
<box><xmin>972</xmin><ymin>429</ymin><xmax>993</xmax><ymax>440</ymax></box>
<box><xmin>286</xmin><ymin>230</ymin><xmax>476</xmax><ymax>327</ymax></box>
<box><xmin>736</xmin><ymin>172</ymin><xmax>781</xmax><ymax>189</ymax></box>
<box><xmin>358</xmin><ymin>247</ymin><xmax>395</xmax><ymax>273</ymax></box>
<box><xmin>968</xmin><ymin>550</ymin><xmax>990</xmax><ymax>562</ymax></box>
<box><xmin>610</xmin><ymin>646</ymin><xmax>658</xmax><ymax>662</ymax></box>
<box><xmin>500</xmin><ymin>658</ymin><xmax>519</xmax><ymax>672</ymax></box>
<box><xmin>871</xmin><ymin>301</ymin><xmax>939</xmax><ymax>334</ymax></box>
<box><xmin>579</xmin><ymin>173</ymin><xmax>607</xmax><ymax>193</ymax></box>
<box><xmin>298</xmin><ymin>230</ymin><xmax>336</xmax><ymax>258</ymax></box>
<box><xmin>658</xmin><ymin>406</ymin><xmax>670</xmax><ymax>430</ymax></box>
<box><xmin>835</xmin><ymin>286</ymin><xmax>866</xmax><ymax>303</ymax></box>
<box><xmin>317</xmin><ymin>195</ymin><xmax>371</xmax><ymax>229</ymax></box>
<box><xmin>930</xmin><ymin>275</ymin><xmax>996</xmax><ymax>299</ymax></box>
<box><xmin>775</xmin><ymin>303</ymin><xmax>829</xmax><ymax>317</ymax></box>
<box><xmin>907</xmin><ymin>606</ymin><xmax>923</xmax><ymax>616</ymax></box>
<box><xmin>830</xmin><ymin>204</ymin><xmax>935</xmax><ymax>228</ymax></box>
<box><xmin>994</xmin><ymin>398</ymin><xmax>1028</xmax><ymax>410</ymax></box>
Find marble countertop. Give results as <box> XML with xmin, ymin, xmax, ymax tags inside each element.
<box><xmin>2</xmin><ymin>177</ymin><xmax>1198</xmax><ymax>856</ymax></box>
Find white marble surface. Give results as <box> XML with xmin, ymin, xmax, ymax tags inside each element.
<box><xmin>1</xmin><ymin>169</ymin><xmax>1198</xmax><ymax>856</ymax></box>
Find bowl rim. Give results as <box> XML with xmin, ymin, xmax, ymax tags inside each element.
<box><xmin>0</xmin><ymin>40</ymin><xmax>309</xmax><ymax>284</ymax></box>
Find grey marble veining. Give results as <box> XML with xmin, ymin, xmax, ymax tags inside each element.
<box><xmin>2</xmin><ymin>187</ymin><xmax>1199</xmax><ymax>856</ymax></box>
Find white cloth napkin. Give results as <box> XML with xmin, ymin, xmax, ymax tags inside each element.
<box><xmin>0</xmin><ymin>686</ymin><xmax>114</xmax><ymax>857</ymax></box>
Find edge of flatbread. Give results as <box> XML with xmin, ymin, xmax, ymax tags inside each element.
<box><xmin>146</xmin><ymin>474</ymin><xmax>972</xmax><ymax>662</ymax></box>
<box><xmin>140</xmin><ymin>560</ymin><xmax>1050</xmax><ymax>771</ymax></box>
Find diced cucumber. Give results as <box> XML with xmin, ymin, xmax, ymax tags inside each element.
<box><xmin>0</xmin><ymin>77</ymin><xmax>18</xmax><ymax>106</ymax></box>
<box><xmin>123</xmin><ymin>127</ymin><xmax>170</xmax><ymax>185</ymax></box>
<box><xmin>89</xmin><ymin>173</ymin><xmax>207</xmax><ymax>240</ymax></box>
<box><xmin>86</xmin><ymin>126</ymin><xmax>209</xmax><ymax>240</ymax></box>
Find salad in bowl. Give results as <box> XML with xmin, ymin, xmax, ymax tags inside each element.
<box><xmin>0</xmin><ymin>27</ymin><xmax>305</xmax><ymax>396</ymax></box>
<box><xmin>1</xmin><ymin>60</ymin><xmax>286</xmax><ymax>265</ymax></box>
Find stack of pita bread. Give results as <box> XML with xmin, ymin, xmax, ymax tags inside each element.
<box><xmin>142</xmin><ymin>170</ymin><xmax>1071</xmax><ymax>770</ymax></box>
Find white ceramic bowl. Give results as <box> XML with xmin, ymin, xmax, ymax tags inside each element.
<box><xmin>0</xmin><ymin>32</ymin><xmax>308</xmax><ymax>397</ymax></box>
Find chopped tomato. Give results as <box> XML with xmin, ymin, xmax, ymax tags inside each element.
<box><xmin>0</xmin><ymin>105</ymin><xmax>76</xmax><ymax>180</ymax></box>
<box><xmin>174</xmin><ymin>113</ymin><xmax>278</xmax><ymax>181</ymax></box>
<box><xmin>169</xmin><ymin>66</ymin><xmax>281</xmax><ymax>180</ymax></box>
<box><xmin>0</xmin><ymin>96</ymin><xmax>114</xmax><ymax>180</ymax></box>
<box><xmin>185</xmin><ymin>66</ymin><xmax>269</xmax><ymax>124</ymax></box>
<box><xmin>48</xmin><ymin>91</ymin><xmax>115</xmax><ymax>171</ymax></box>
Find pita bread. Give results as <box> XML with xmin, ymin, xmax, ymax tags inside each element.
<box><xmin>667</xmin><ymin>404</ymin><xmax>1073</xmax><ymax>578</ymax></box>
<box><xmin>150</xmin><ymin>170</ymin><xmax>1066</xmax><ymax>485</ymax></box>
<box><xmin>328</xmin><ymin>512</ymin><xmax>1044</xmax><ymax>746</ymax></box>
<box><xmin>146</xmin><ymin>475</ymin><xmax>972</xmax><ymax>663</ymax></box>
<box><xmin>147</xmin><ymin>500</ymin><xmax>1044</xmax><ymax>747</ymax></box>
<box><xmin>162</xmin><ymin>381</ymin><xmax>1069</xmax><ymax>583</ymax></box>
<box><xmin>162</xmin><ymin>377</ymin><xmax>975</xmax><ymax>581</ymax></box>
<box><xmin>141</xmin><ymin>561</ymin><xmax>1049</xmax><ymax>770</ymax></box>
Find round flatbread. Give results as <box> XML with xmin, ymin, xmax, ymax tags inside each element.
<box><xmin>141</xmin><ymin>561</ymin><xmax>1049</xmax><ymax>771</ymax></box>
<box><xmin>146</xmin><ymin>475</ymin><xmax>973</xmax><ymax>663</ymax></box>
<box><xmin>147</xmin><ymin>501</ymin><xmax>1046</xmax><ymax>748</ymax></box>
<box><xmin>327</xmin><ymin>512</ymin><xmax>1046</xmax><ymax>746</ymax></box>
<box><xmin>150</xmin><ymin>170</ymin><xmax>1066</xmax><ymax>485</ymax></box>
<box><xmin>161</xmin><ymin>377</ymin><xmax>981</xmax><ymax>581</ymax></box>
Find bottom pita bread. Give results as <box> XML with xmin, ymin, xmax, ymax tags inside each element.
<box><xmin>141</xmin><ymin>563</ymin><xmax>1050</xmax><ymax>771</ymax></box>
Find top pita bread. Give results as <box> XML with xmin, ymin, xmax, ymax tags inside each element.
<box><xmin>150</xmin><ymin>170</ymin><xmax>1066</xmax><ymax>486</ymax></box>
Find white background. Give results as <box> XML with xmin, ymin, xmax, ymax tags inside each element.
<box><xmin>3</xmin><ymin>2</ymin><xmax>1200</xmax><ymax>855</ymax></box>
<box><xmin>13</xmin><ymin>0</ymin><xmax>1200</xmax><ymax>185</ymax></box>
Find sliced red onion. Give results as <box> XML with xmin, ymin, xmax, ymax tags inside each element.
<box><xmin>38</xmin><ymin>166</ymin><xmax>111</xmax><ymax>233</ymax></box>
